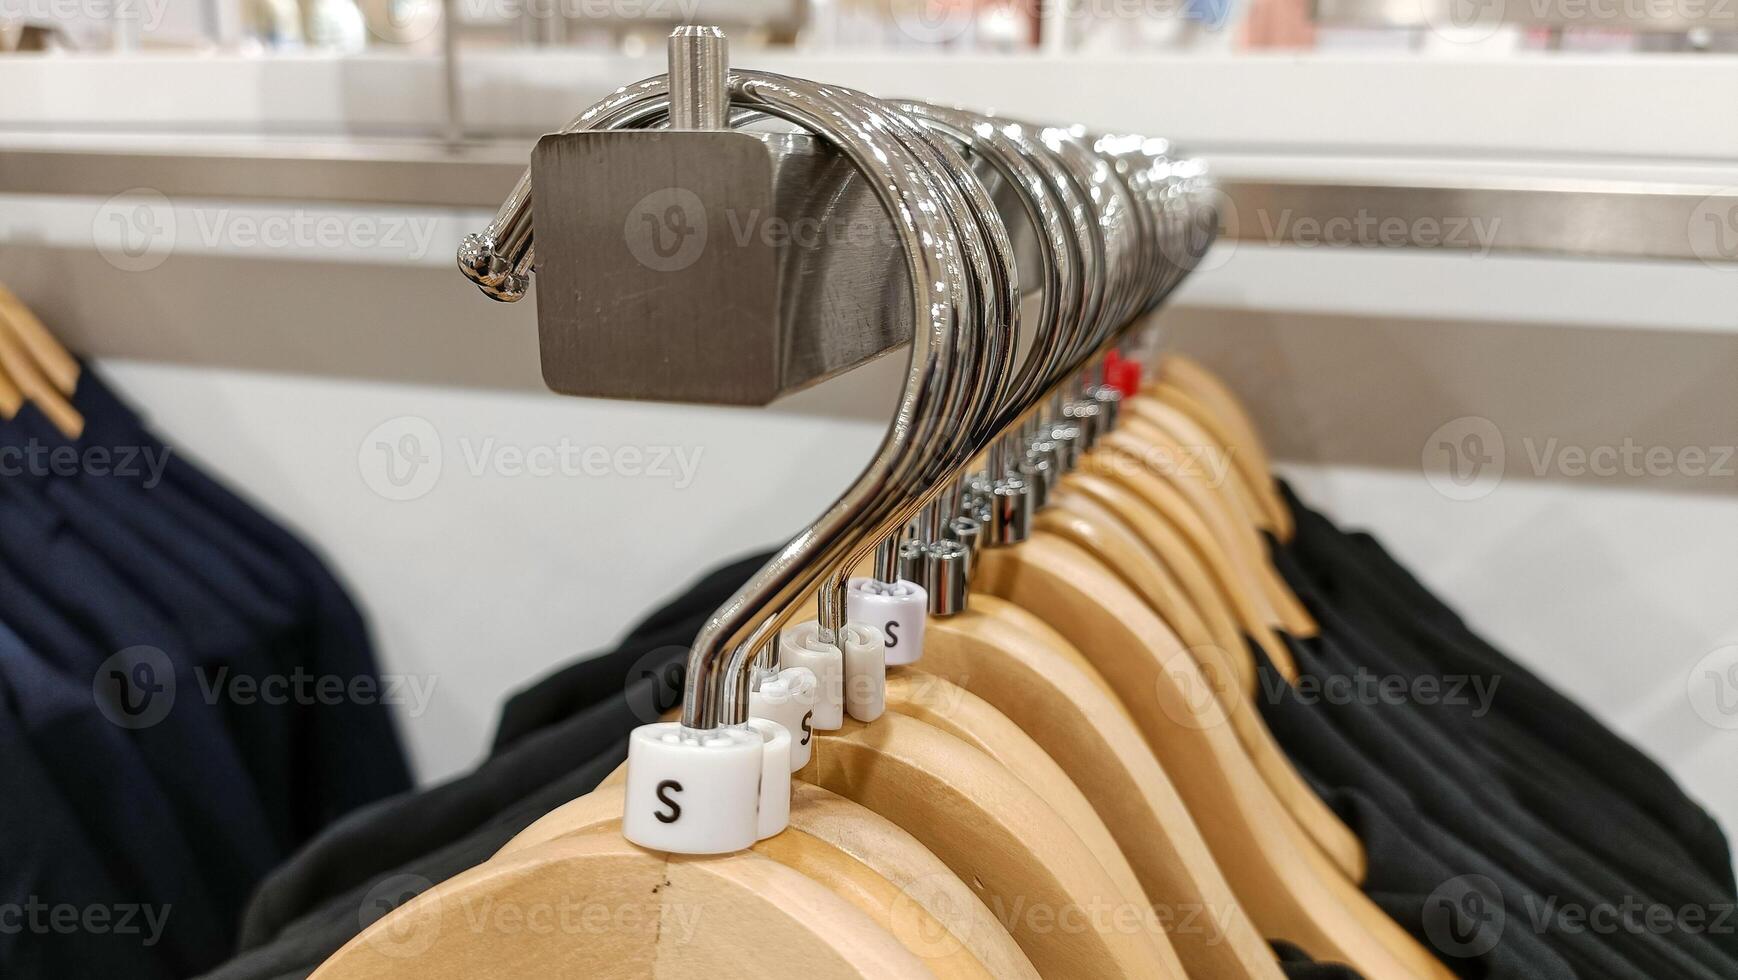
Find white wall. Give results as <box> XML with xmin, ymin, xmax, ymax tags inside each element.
<box><xmin>85</xmin><ymin>356</ymin><xmax>896</xmax><ymax>780</ymax></box>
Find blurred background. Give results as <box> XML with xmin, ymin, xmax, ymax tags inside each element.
<box><xmin>8</xmin><ymin>0</ymin><xmax>1738</xmax><ymax>55</ymax></box>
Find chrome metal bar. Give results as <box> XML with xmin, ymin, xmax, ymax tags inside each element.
<box><xmin>1216</xmin><ymin>176</ymin><xmax>1738</xmax><ymax>263</ymax></box>
<box><xmin>0</xmin><ymin>140</ymin><xmax>526</xmax><ymax>207</ymax></box>
<box><xmin>3</xmin><ymin>141</ymin><xmax>1730</xmax><ymax>265</ymax></box>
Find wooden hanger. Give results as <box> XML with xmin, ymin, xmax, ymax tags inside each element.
<box><xmin>779</xmin><ymin>782</ymin><xmax>1042</xmax><ymax>980</ymax></box>
<box><xmin>0</xmin><ymin>359</ymin><xmax>22</xmax><ymax>419</ymax></box>
<box><xmin>1130</xmin><ymin>392</ymin><xmax>1275</xmax><ymax>537</ymax></box>
<box><xmin>0</xmin><ymin>285</ymin><xmax>81</xmax><ymax>396</ymax></box>
<box><xmin>1113</xmin><ymin>412</ymin><xmax>1318</xmax><ymax>640</ymax></box>
<box><xmin>590</xmin><ymin>629</ymin><xmax>1188</xmax><ymax>973</ymax></box>
<box><xmin>756</xmin><ymin>829</ymin><xmax>1000</xmax><ymax>979</ymax></box>
<box><xmin>1093</xmin><ymin>423</ymin><xmax>1285</xmax><ymax>633</ymax></box>
<box><xmin>567</xmin><ymin>601</ymin><xmax>1174</xmax><ymax>974</ymax></box>
<box><xmin>1057</xmin><ymin>472</ymin><xmax>1249</xmax><ymax>688</ymax></box>
<box><xmin>1080</xmin><ymin>438</ymin><xmax>1300</xmax><ymax>680</ymax></box>
<box><xmin>1127</xmin><ymin>391</ymin><xmax>1273</xmax><ymax>535</ymax></box>
<box><xmin>586</xmin><ymin>676</ymin><xmax>1166</xmax><ymax>977</ymax></box>
<box><xmin>505</xmin><ymin>782</ymin><xmax>1037</xmax><ymax>980</ymax></box>
<box><xmin>1054</xmin><ymin>471</ymin><xmax>1366</xmax><ymax>884</ymax></box>
<box><xmin>883</xmin><ymin>668</ymin><xmax>1152</xmax><ymax>912</ymax></box>
<box><xmin>803</xmin><ymin>712</ymin><xmax>1187</xmax><ymax>978</ymax></box>
<box><xmin>1093</xmin><ymin>422</ymin><xmax>1278</xmax><ymax>628</ymax></box>
<box><xmin>923</xmin><ymin>596</ymin><xmax>1285</xmax><ymax>979</ymax></box>
<box><xmin>1038</xmin><ymin>488</ymin><xmax>1367</xmax><ymax>886</ymax></box>
<box><xmin>1148</xmin><ymin>379</ymin><xmax>1293</xmax><ymax>539</ymax></box>
<box><xmin>313</xmin><ymin>828</ymin><xmax>934</xmax><ymax>979</ymax></box>
<box><xmin>1154</xmin><ymin>354</ymin><xmax>1294</xmax><ymax>541</ymax></box>
<box><xmin>976</xmin><ymin>532</ymin><xmax>1454</xmax><ymax>979</ymax></box>
<box><xmin>1118</xmin><ymin>408</ymin><xmax>1319</xmax><ymax>639</ymax></box>
<box><xmin>0</xmin><ymin>308</ymin><xmax>82</xmax><ymax>438</ymax></box>
<box><xmin>1038</xmin><ymin>490</ymin><xmax>1252</xmax><ymax>694</ymax></box>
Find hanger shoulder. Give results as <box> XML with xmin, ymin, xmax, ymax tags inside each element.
<box><xmin>0</xmin><ymin>314</ymin><xmax>81</xmax><ymax>438</ymax></box>
<box><xmin>926</xmin><ymin>601</ymin><xmax>1286</xmax><ymax>980</ymax></box>
<box><xmin>0</xmin><ymin>359</ymin><xmax>21</xmax><ymax>419</ymax></box>
<box><xmin>1115</xmin><ymin>415</ymin><xmax>1318</xmax><ymax>640</ymax></box>
<box><xmin>754</xmin><ymin>827</ymin><xmax>1001</xmax><ymax>980</ymax></box>
<box><xmin>498</xmin><ymin>783</ymin><xmax>621</xmax><ymax>854</ymax></box>
<box><xmin>315</xmin><ymin>828</ymin><xmax>928</xmax><ymax>979</ymax></box>
<box><xmin>805</xmin><ymin>712</ymin><xmax>1187</xmax><ymax>979</ymax></box>
<box><xmin>500</xmin><ymin>782</ymin><xmax>1027</xmax><ymax>979</ymax></box>
<box><xmin>1049</xmin><ymin>475</ymin><xmax>1367</xmax><ymax>886</ymax></box>
<box><xmin>0</xmin><ymin>286</ymin><xmax>79</xmax><ymax>395</ymax></box>
<box><xmin>1082</xmin><ymin>438</ymin><xmax>1300</xmax><ymax>680</ymax></box>
<box><xmin>1148</xmin><ymin>380</ymin><xmax>1293</xmax><ymax>539</ymax></box>
<box><xmin>976</xmin><ymin>532</ymin><xmax>1448</xmax><ymax>979</ymax></box>
<box><xmin>1127</xmin><ymin>394</ymin><xmax>1273</xmax><ymax>535</ymax></box>
<box><xmin>1057</xmin><ymin>471</ymin><xmax>1249</xmax><ymax>685</ymax></box>
<box><xmin>884</xmin><ymin>668</ymin><xmax>1151</xmax><ymax>914</ymax></box>
<box><xmin>786</xmin><ymin>783</ymin><xmax>1041</xmax><ymax>980</ymax></box>
<box><xmin>1156</xmin><ymin>355</ymin><xmax>1294</xmax><ymax>541</ymax></box>
<box><xmin>1040</xmin><ymin>489</ymin><xmax>1253</xmax><ymax>695</ymax></box>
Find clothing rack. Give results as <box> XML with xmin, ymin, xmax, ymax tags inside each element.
<box><xmin>447</xmin><ymin>24</ymin><xmax>1223</xmax><ymax>850</ymax></box>
<box><xmin>6</xmin><ymin>26</ymin><xmax>1736</xmax><ymax>980</ymax></box>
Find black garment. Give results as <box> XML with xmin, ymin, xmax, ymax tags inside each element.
<box><xmin>1270</xmin><ymin>486</ymin><xmax>1738</xmax><ymax>977</ymax></box>
<box><xmin>1254</xmin><ymin>648</ymin><xmax>1577</xmax><ymax>979</ymax></box>
<box><xmin>1277</xmin><ymin>489</ymin><xmax>1738</xmax><ymax>922</ymax></box>
<box><xmin>209</xmin><ymin>721</ymin><xmax>634</xmax><ymax>979</ymax></box>
<box><xmin>489</xmin><ymin>548</ymin><xmax>776</xmax><ymax>755</ymax></box>
<box><xmin>1274</xmin><ymin>521</ymin><xmax>1738</xmax><ymax>945</ymax></box>
<box><xmin>1304</xmin><ymin>628</ymin><xmax>1735</xmax><ymax>978</ymax></box>
<box><xmin>227</xmin><ymin>550</ymin><xmax>772</xmax><ymax>969</ymax></box>
<box><xmin>1281</xmin><ymin>482</ymin><xmax>1733</xmax><ymax>891</ymax></box>
<box><xmin>233</xmin><ymin>619</ymin><xmax>692</xmax><ymax>946</ymax></box>
<box><xmin>1272</xmin><ymin>939</ymin><xmax>1365</xmax><ymax>979</ymax></box>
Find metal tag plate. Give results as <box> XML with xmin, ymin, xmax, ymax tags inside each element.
<box><xmin>531</xmin><ymin>129</ymin><xmax>911</xmax><ymax>405</ymax></box>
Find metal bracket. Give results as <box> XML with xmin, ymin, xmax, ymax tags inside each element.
<box><xmin>529</xmin><ymin>128</ymin><xmax>916</xmax><ymax>405</ymax></box>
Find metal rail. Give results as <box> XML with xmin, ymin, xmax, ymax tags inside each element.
<box><xmin>2</xmin><ymin>139</ymin><xmax>1734</xmax><ymax>263</ymax></box>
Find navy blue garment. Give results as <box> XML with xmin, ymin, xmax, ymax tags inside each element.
<box><xmin>0</xmin><ymin>614</ymin><xmax>225</xmax><ymax>976</ymax></box>
<box><xmin>0</xmin><ymin>670</ymin><xmax>178</xmax><ymax>980</ymax></box>
<box><xmin>0</xmin><ymin>416</ymin><xmax>279</xmax><ymax>918</ymax></box>
<box><xmin>4</xmin><ymin>405</ymin><xmax>303</xmax><ymax>852</ymax></box>
<box><xmin>71</xmin><ymin>366</ymin><xmax>413</xmax><ymax>830</ymax></box>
